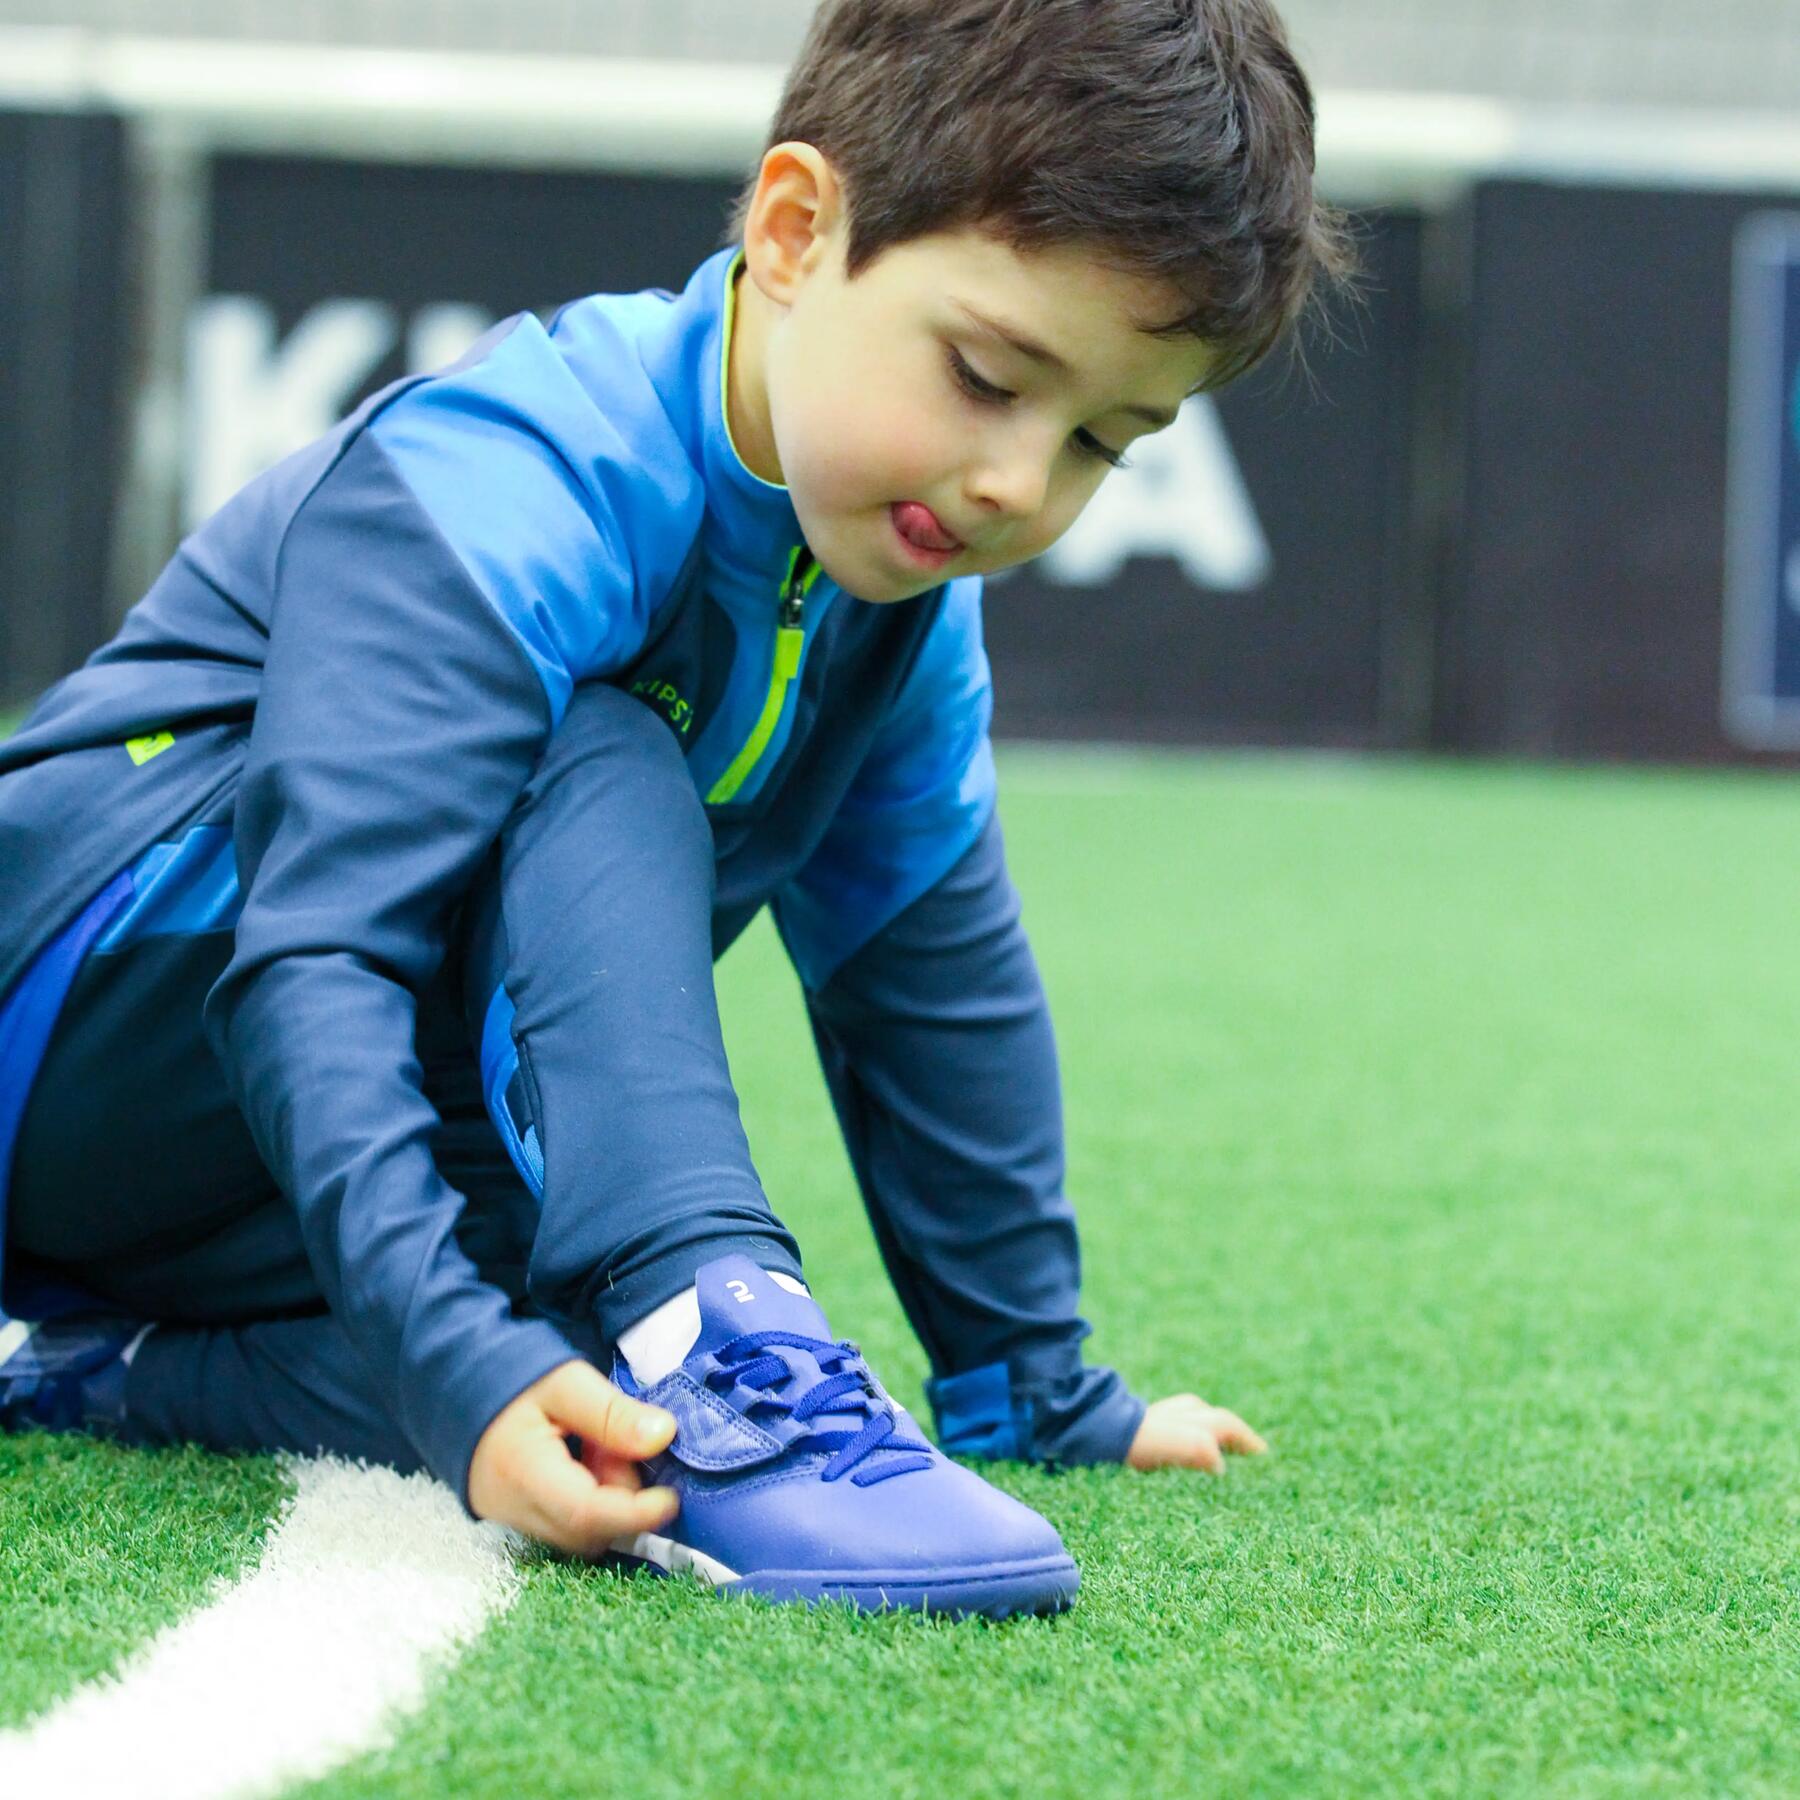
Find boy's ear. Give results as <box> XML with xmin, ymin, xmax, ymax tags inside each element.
<box><xmin>742</xmin><ymin>142</ymin><xmax>843</xmax><ymax>305</ymax></box>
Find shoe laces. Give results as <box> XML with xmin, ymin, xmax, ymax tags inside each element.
<box><xmin>706</xmin><ymin>1330</ymin><xmax>934</xmax><ymax>1485</ymax></box>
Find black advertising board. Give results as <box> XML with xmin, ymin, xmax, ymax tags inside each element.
<box><xmin>200</xmin><ymin>156</ymin><xmax>1426</xmax><ymax>749</ymax></box>
<box><xmin>0</xmin><ymin>110</ymin><xmax>128</xmax><ymax>710</ymax></box>
<box><xmin>25</xmin><ymin>147</ymin><xmax>1795</xmax><ymax>763</ymax></box>
<box><xmin>194</xmin><ymin>157</ymin><xmax>745</xmax><ymax>535</ymax></box>
<box><xmin>1439</xmin><ymin>178</ymin><xmax>1800</xmax><ymax>764</ymax></box>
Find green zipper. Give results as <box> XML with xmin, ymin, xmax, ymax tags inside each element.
<box><xmin>706</xmin><ymin>545</ymin><xmax>822</xmax><ymax>805</ymax></box>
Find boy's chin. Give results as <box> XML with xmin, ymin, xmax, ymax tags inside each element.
<box><xmin>797</xmin><ymin>511</ymin><xmax>962</xmax><ymax>604</ymax></box>
<box><xmin>810</xmin><ymin>542</ymin><xmax>938</xmax><ymax>606</ymax></box>
<box><xmin>845</xmin><ymin>575</ymin><xmax>947</xmax><ymax>606</ymax></box>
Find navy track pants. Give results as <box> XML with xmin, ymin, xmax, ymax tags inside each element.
<box><xmin>6</xmin><ymin>684</ymin><xmax>804</xmax><ymax>1471</ymax></box>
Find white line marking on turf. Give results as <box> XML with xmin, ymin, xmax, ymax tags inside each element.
<box><xmin>0</xmin><ymin>1456</ymin><xmax>521</xmax><ymax>1800</ymax></box>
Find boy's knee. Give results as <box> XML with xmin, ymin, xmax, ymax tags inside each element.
<box><xmin>560</xmin><ymin>681</ymin><xmax>691</xmax><ymax>767</ymax></box>
<box><xmin>525</xmin><ymin>682</ymin><xmax>709</xmax><ymax>848</ymax></box>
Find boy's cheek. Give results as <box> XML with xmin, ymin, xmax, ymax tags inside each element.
<box><xmin>826</xmin><ymin>364</ymin><xmax>949</xmax><ymax>484</ymax></box>
<box><xmin>791</xmin><ymin>419</ymin><xmax>920</xmax><ymax>517</ymax></box>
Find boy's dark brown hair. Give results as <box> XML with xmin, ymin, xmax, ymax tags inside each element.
<box><xmin>732</xmin><ymin>0</ymin><xmax>1352</xmax><ymax>388</ymax></box>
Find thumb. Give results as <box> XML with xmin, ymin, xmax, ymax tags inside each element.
<box><xmin>540</xmin><ymin>1360</ymin><xmax>677</xmax><ymax>1460</ymax></box>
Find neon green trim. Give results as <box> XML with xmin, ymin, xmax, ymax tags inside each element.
<box><xmin>125</xmin><ymin>730</ymin><xmax>175</xmax><ymax>766</ymax></box>
<box><xmin>720</xmin><ymin>250</ymin><xmax>787</xmax><ymax>494</ymax></box>
<box><xmin>707</xmin><ymin>625</ymin><xmax>805</xmax><ymax>805</ymax></box>
<box><xmin>707</xmin><ymin>549</ymin><xmax>824</xmax><ymax>805</ymax></box>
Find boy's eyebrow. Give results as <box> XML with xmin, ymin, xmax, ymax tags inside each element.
<box><xmin>950</xmin><ymin>299</ymin><xmax>1181</xmax><ymax>430</ymax></box>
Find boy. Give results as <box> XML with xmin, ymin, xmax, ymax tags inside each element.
<box><xmin>0</xmin><ymin>0</ymin><xmax>1342</xmax><ymax>1616</ymax></box>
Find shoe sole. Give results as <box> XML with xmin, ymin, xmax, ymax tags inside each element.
<box><xmin>606</xmin><ymin>1533</ymin><xmax>1079</xmax><ymax>1620</ymax></box>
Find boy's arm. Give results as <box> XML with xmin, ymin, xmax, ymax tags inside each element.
<box><xmin>204</xmin><ymin>318</ymin><xmax>673</xmax><ymax>1508</ymax></box>
<box><xmin>773</xmin><ymin>577</ymin><xmax>1145</xmax><ymax>1465</ymax></box>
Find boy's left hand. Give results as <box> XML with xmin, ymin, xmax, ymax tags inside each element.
<box><xmin>1127</xmin><ymin>1394</ymin><xmax>1268</xmax><ymax>1473</ymax></box>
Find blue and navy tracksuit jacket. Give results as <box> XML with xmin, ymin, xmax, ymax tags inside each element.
<box><xmin>0</xmin><ymin>246</ymin><xmax>1145</xmax><ymax>1489</ymax></box>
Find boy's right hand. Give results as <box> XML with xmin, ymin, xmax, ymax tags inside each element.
<box><xmin>467</xmin><ymin>1359</ymin><xmax>680</xmax><ymax>1556</ymax></box>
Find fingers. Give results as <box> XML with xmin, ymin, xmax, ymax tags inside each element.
<box><xmin>1208</xmin><ymin>1408</ymin><xmax>1269</xmax><ymax>1457</ymax></box>
<box><xmin>540</xmin><ymin>1359</ymin><xmax>677</xmax><ymax>1460</ymax></box>
<box><xmin>513</xmin><ymin>1430</ymin><xmax>679</xmax><ymax>1557</ymax></box>
<box><xmin>1185</xmin><ymin>1434</ymin><xmax>1226</xmax><ymax>1475</ymax></box>
<box><xmin>577</xmin><ymin>1438</ymin><xmax>645</xmax><ymax>1488</ymax></box>
<box><xmin>1167</xmin><ymin>1394</ymin><xmax>1268</xmax><ymax>1460</ymax></box>
<box><xmin>1125</xmin><ymin>1394</ymin><xmax>1271</xmax><ymax>1474</ymax></box>
<box><xmin>467</xmin><ymin>1360</ymin><xmax>686</xmax><ymax>1557</ymax></box>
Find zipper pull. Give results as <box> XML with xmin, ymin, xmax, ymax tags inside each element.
<box><xmin>780</xmin><ymin>545</ymin><xmax>817</xmax><ymax>631</ymax></box>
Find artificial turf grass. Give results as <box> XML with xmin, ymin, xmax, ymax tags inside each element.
<box><xmin>11</xmin><ymin>748</ymin><xmax>1800</xmax><ymax>1795</ymax></box>
<box><xmin>298</xmin><ymin>750</ymin><xmax>1800</xmax><ymax>1799</ymax></box>
<box><xmin>0</xmin><ymin>1436</ymin><xmax>288</xmax><ymax>1728</ymax></box>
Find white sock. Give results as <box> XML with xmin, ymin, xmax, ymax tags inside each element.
<box><xmin>616</xmin><ymin>1269</ymin><xmax>809</xmax><ymax>1387</ymax></box>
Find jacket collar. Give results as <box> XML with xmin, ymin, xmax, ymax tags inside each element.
<box><xmin>685</xmin><ymin>246</ymin><xmax>805</xmax><ymax>581</ymax></box>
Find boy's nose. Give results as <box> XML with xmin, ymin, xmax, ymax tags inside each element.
<box><xmin>966</xmin><ymin>453</ymin><xmax>1050</xmax><ymax>526</ymax></box>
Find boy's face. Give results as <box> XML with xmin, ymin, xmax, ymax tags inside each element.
<box><xmin>733</xmin><ymin>148</ymin><xmax>1215</xmax><ymax>604</ymax></box>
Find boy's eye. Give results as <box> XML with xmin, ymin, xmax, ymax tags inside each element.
<box><xmin>946</xmin><ymin>345</ymin><xmax>1131</xmax><ymax>470</ymax></box>
<box><xmin>947</xmin><ymin>345</ymin><xmax>1013</xmax><ymax>405</ymax></box>
<box><xmin>1074</xmin><ymin>429</ymin><xmax>1131</xmax><ymax>471</ymax></box>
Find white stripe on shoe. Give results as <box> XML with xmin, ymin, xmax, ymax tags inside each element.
<box><xmin>0</xmin><ymin>1456</ymin><xmax>521</xmax><ymax>1799</ymax></box>
<box><xmin>608</xmin><ymin>1530</ymin><xmax>740</xmax><ymax>1590</ymax></box>
<box><xmin>0</xmin><ymin>1320</ymin><xmax>33</xmax><ymax>1365</ymax></box>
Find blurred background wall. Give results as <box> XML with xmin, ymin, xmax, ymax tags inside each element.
<box><xmin>2</xmin><ymin>0</ymin><xmax>1796</xmax><ymax>110</ymax></box>
<box><xmin>2</xmin><ymin>0</ymin><xmax>1797</xmax><ymax>761</ymax></box>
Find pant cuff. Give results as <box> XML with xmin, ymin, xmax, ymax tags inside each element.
<box><xmin>584</xmin><ymin>1231</ymin><xmax>807</xmax><ymax>1353</ymax></box>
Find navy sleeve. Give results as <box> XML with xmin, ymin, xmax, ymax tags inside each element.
<box><xmin>777</xmin><ymin>810</ymin><xmax>1146</xmax><ymax>1467</ymax></box>
<box><xmin>203</xmin><ymin>369</ymin><xmax>657</xmax><ymax>1504</ymax></box>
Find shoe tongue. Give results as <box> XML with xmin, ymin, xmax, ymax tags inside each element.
<box><xmin>691</xmin><ymin>1256</ymin><xmax>915</xmax><ymax>1467</ymax></box>
<box><xmin>691</xmin><ymin>1254</ymin><xmax>834</xmax><ymax>1357</ymax></box>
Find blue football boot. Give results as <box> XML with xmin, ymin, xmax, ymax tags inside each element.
<box><xmin>605</xmin><ymin>1254</ymin><xmax>1079</xmax><ymax>1619</ymax></box>
<box><xmin>0</xmin><ymin>1315</ymin><xmax>144</xmax><ymax>1436</ymax></box>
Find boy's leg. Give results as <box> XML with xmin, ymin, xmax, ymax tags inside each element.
<box><xmin>455</xmin><ymin>680</ymin><xmax>805</xmax><ymax>1353</ymax></box>
<box><xmin>116</xmin><ymin>1314</ymin><xmax>425</xmax><ymax>1470</ymax></box>
<box><xmin>104</xmin><ymin>1049</ymin><xmax>542</xmax><ymax>1469</ymax></box>
<box><xmin>7</xmin><ymin>924</ymin><xmax>322</xmax><ymax>1323</ymax></box>
<box><xmin>9</xmin><ymin>680</ymin><xmax>804</xmax><ymax>1458</ymax></box>
<box><xmin>5</xmin><ymin>920</ymin><xmax>537</xmax><ymax>1467</ymax></box>
<box><xmin>453</xmin><ymin>720</ymin><xmax>1083</xmax><ymax>1615</ymax></box>
<box><xmin>113</xmin><ymin>670</ymin><xmax>817</xmax><ymax>1460</ymax></box>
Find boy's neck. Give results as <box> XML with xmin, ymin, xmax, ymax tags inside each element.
<box><xmin>726</xmin><ymin>255</ymin><xmax>786</xmax><ymax>488</ymax></box>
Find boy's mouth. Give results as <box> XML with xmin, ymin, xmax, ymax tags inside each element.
<box><xmin>890</xmin><ymin>502</ymin><xmax>964</xmax><ymax>569</ymax></box>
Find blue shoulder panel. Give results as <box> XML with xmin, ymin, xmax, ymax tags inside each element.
<box><xmin>369</xmin><ymin>310</ymin><xmax>702</xmax><ymax>726</ymax></box>
<box><xmin>778</xmin><ymin>575</ymin><xmax>998</xmax><ymax>991</ymax></box>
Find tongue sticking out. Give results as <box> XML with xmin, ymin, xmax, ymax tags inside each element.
<box><xmin>893</xmin><ymin>502</ymin><xmax>960</xmax><ymax>552</ymax></box>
